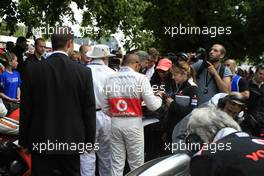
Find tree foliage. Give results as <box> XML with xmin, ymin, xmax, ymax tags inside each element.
<box><xmin>0</xmin><ymin>0</ymin><xmax>18</xmax><ymax>34</ymax></box>
<box><xmin>0</xmin><ymin>0</ymin><xmax>263</xmax><ymax>64</ymax></box>
<box><xmin>144</xmin><ymin>0</ymin><xmax>264</xmax><ymax>63</ymax></box>
<box><xmin>81</xmin><ymin>0</ymin><xmax>154</xmax><ymax>50</ymax></box>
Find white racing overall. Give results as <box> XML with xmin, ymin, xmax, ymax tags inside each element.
<box><xmin>103</xmin><ymin>66</ymin><xmax>162</xmax><ymax>176</ymax></box>
<box><xmin>80</xmin><ymin>59</ymin><xmax>116</xmax><ymax>176</ymax></box>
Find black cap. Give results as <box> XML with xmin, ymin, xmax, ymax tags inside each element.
<box><xmin>228</xmin><ymin>94</ymin><xmax>246</xmax><ymax>106</ymax></box>
<box><xmin>176</xmin><ymin>52</ymin><xmax>189</xmax><ymax>61</ymax></box>
<box><xmin>16</xmin><ymin>36</ymin><xmax>28</xmax><ymax>44</ymax></box>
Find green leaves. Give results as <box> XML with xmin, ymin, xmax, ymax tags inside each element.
<box><xmin>80</xmin><ymin>0</ymin><xmax>154</xmax><ymax>50</ymax></box>
<box><xmin>143</xmin><ymin>0</ymin><xmax>263</xmax><ymax>64</ymax></box>
<box><xmin>0</xmin><ymin>0</ymin><xmax>263</xmax><ymax>64</ymax></box>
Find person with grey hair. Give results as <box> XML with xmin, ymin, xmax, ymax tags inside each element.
<box><xmin>135</xmin><ymin>50</ymin><xmax>149</xmax><ymax>74</ymax></box>
<box><xmin>186</xmin><ymin>107</ymin><xmax>241</xmax><ymax>144</ymax></box>
<box><xmin>171</xmin><ymin>93</ymin><xmax>246</xmax><ymax>152</ymax></box>
<box><xmin>188</xmin><ymin>107</ymin><xmax>264</xmax><ymax>176</ymax></box>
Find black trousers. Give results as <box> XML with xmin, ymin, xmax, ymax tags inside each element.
<box><xmin>31</xmin><ymin>153</ymin><xmax>80</xmax><ymax>176</ymax></box>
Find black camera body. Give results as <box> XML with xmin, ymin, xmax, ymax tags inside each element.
<box><xmin>194</xmin><ymin>48</ymin><xmax>207</xmax><ymax>62</ymax></box>
<box><xmin>188</xmin><ymin>47</ymin><xmax>208</xmax><ymax>66</ymax></box>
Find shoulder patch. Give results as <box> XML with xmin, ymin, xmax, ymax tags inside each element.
<box><xmin>188</xmin><ymin>78</ymin><xmax>197</xmax><ymax>87</ymax></box>
<box><xmin>235</xmin><ymin>132</ymin><xmax>249</xmax><ymax>138</ymax></box>
<box><xmin>252</xmin><ymin>139</ymin><xmax>264</xmax><ymax>145</ymax></box>
<box><xmin>191</xmin><ymin>97</ymin><xmax>198</xmax><ymax>106</ymax></box>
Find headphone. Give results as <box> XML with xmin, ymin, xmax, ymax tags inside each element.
<box><xmin>176</xmin><ymin>52</ymin><xmax>189</xmax><ymax>62</ymax></box>
<box><xmin>217</xmin><ymin>96</ymin><xmax>229</xmax><ymax>109</ymax></box>
<box><xmin>217</xmin><ymin>94</ymin><xmax>246</xmax><ymax>110</ymax></box>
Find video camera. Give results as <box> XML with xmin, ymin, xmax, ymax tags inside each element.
<box><xmin>189</xmin><ymin>47</ymin><xmax>207</xmax><ymax>63</ymax></box>
<box><xmin>169</xmin><ymin>48</ymin><xmax>207</xmax><ymax>64</ymax></box>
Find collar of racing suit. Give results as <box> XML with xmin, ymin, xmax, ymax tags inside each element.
<box><xmin>90</xmin><ymin>59</ymin><xmax>105</xmax><ymax>65</ymax></box>
<box><xmin>213</xmin><ymin>127</ymin><xmax>238</xmax><ymax>142</ymax></box>
<box><xmin>119</xmin><ymin>66</ymin><xmax>135</xmax><ymax>72</ymax></box>
<box><xmin>194</xmin><ymin>127</ymin><xmax>239</xmax><ymax>156</ymax></box>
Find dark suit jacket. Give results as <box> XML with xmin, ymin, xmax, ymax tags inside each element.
<box><xmin>19</xmin><ymin>52</ymin><xmax>96</xmax><ymax>154</ymax></box>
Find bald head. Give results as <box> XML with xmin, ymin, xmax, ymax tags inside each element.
<box><xmin>123</xmin><ymin>54</ymin><xmax>140</xmax><ymax>66</ymax></box>
<box><xmin>123</xmin><ymin>54</ymin><xmax>141</xmax><ymax>72</ymax></box>
<box><xmin>225</xmin><ymin>59</ymin><xmax>236</xmax><ymax>75</ymax></box>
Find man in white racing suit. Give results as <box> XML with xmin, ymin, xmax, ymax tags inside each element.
<box><xmin>80</xmin><ymin>44</ymin><xmax>116</xmax><ymax>176</ymax></box>
<box><xmin>103</xmin><ymin>53</ymin><xmax>162</xmax><ymax>176</ymax></box>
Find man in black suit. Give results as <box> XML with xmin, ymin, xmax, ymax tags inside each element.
<box><xmin>19</xmin><ymin>27</ymin><xmax>96</xmax><ymax>176</ymax></box>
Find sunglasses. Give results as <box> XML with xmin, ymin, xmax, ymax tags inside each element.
<box><xmin>172</xmin><ymin>61</ymin><xmax>187</xmax><ymax>72</ymax></box>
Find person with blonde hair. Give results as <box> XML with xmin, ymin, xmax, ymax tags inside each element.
<box><xmin>224</xmin><ymin>59</ymin><xmax>249</xmax><ymax>98</ymax></box>
<box><xmin>164</xmin><ymin>60</ymin><xmax>199</xmax><ymax>142</ymax></box>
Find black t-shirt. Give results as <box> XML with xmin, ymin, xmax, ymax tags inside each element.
<box><xmin>238</xmin><ymin>77</ymin><xmax>249</xmax><ymax>92</ymax></box>
<box><xmin>190</xmin><ymin>132</ymin><xmax>264</xmax><ymax>176</ymax></box>
<box><xmin>166</xmin><ymin>80</ymin><xmax>198</xmax><ymax>141</ymax></box>
<box><xmin>248</xmin><ymin>80</ymin><xmax>264</xmax><ymax>114</ymax></box>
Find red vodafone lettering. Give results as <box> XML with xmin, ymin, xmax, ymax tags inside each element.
<box><xmin>246</xmin><ymin>150</ymin><xmax>264</xmax><ymax>161</ymax></box>
<box><xmin>108</xmin><ymin>97</ymin><xmax>142</xmax><ymax>117</ymax></box>
<box><xmin>257</xmin><ymin>150</ymin><xmax>264</xmax><ymax>157</ymax></box>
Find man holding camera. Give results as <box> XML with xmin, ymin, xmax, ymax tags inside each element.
<box><xmin>192</xmin><ymin>44</ymin><xmax>232</xmax><ymax>105</ymax></box>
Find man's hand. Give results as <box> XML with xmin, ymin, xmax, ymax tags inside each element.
<box><xmin>165</xmin><ymin>97</ymin><xmax>174</xmax><ymax>107</ymax></box>
<box><xmin>155</xmin><ymin>91</ymin><xmax>164</xmax><ymax>99</ymax></box>
<box><xmin>207</xmin><ymin>62</ymin><xmax>218</xmax><ymax>77</ymax></box>
<box><xmin>11</xmin><ymin>98</ymin><xmax>20</xmax><ymax>104</ymax></box>
<box><xmin>207</xmin><ymin>61</ymin><xmax>231</xmax><ymax>93</ymax></box>
<box><xmin>16</xmin><ymin>97</ymin><xmax>21</xmax><ymax>102</ymax></box>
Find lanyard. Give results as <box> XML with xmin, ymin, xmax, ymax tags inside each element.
<box><xmin>204</xmin><ymin>70</ymin><xmax>214</xmax><ymax>94</ymax></box>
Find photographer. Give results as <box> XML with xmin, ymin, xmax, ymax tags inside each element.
<box><xmin>164</xmin><ymin>60</ymin><xmax>198</xmax><ymax>143</ymax></box>
<box><xmin>192</xmin><ymin>44</ymin><xmax>232</xmax><ymax>105</ymax></box>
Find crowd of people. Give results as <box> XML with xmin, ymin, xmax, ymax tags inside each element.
<box><xmin>0</xmin><ymin>27</ymin><xmax>263</xmax><ymax>176</ymax></box>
